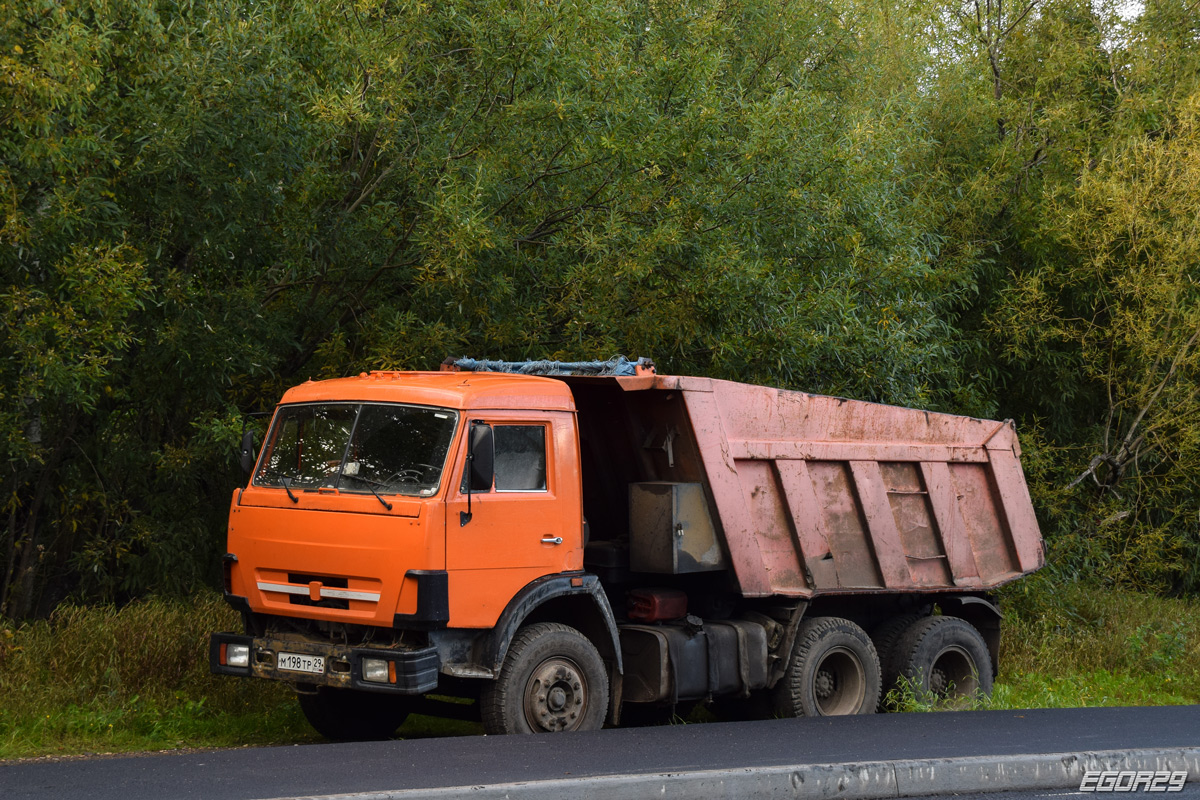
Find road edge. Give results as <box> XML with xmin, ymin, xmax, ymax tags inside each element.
<box><xmin>290</xmin><ymin>747</ymin><xmax>1200</xmax><ymax>800</ymax></box>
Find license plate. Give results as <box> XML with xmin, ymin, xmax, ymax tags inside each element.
<box><xmin>278</xmin><ymin>652</ymin><xmax>325</xmax><ymax>674</ymax></box>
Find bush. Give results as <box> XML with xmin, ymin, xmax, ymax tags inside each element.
<box><xmin>0</xmin><ymin>591</ymin><xmax>309</xmax><ymax>758</ymax></box>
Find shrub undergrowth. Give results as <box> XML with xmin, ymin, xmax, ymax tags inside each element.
<box><xmin>881</xmin><ymin>575</ymin><xmax>1200</xmax><ymax>713</ymax></box>
<box><xmin>0</xmin><ymin>592</ymin><xmax>315</xmax><ymax>759</ymax></box>
<box><xmin>2</xmin><ymin>580</ymin><xmax>1196</xmax><ymax>760</ymax></box>
<box><xmin>992</xmin><ymin>574</ymin><xmax>1200</xmax><ymax>708</ymax></box>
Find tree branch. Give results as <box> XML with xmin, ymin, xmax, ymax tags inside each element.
<box><xmin>1069</xmin><ymin>327</ymin><xmax>1200</xmax><ymax>491</ymax></box>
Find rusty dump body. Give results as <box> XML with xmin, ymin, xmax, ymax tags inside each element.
<box><xmin>565</xmin><ymin>373</ymin><xmax>1043</xmax><ymax>599</ymax></box>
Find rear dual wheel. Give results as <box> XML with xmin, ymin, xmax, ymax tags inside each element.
<box><xmin>889</xmin><ymin>616</ymin><xmax>993</xmax><ymax>707</ymax></box>
<box><xmin>773</xmin><ymin>617</ymin><xmax>882</xmax><ymax>717</ymax></box>
<box><xmin>871</xmin><ymin>613</ymin><xmax>924</xmax><ymax>710</ymax></box>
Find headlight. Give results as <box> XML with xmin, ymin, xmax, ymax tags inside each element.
<box><xmin>363</xmin><ymin>658</ymin><xmax>389</xmax><ymax>683</ymax></box>
<box><xmin>226</xmin><ymin>643</ymin><xmax>250</xmax><ymax>668</ymax></box>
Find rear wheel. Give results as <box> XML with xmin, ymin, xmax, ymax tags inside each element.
<box><xmin>773</xmin><ymin>617</ymin><xmax>881</xmax><ymax>717</ymax></box>
<box><xmin>482</xmin><ymin>622</ymin><xmax>609</xmax><ymax>734</ymax></box>
<box><xmin>297</xmin><ymin>687</ymin><xmax>410</xmax><ymax>741</ymax></box>
<box><xmin>871</xmin><ymin>613</ymin><xmax>925</xmax><ymax>708</ymax></box>
<box><xmin>891</xmin><ymin>616</ymin><xmax>993</xmax><ymax>707</ymax></box>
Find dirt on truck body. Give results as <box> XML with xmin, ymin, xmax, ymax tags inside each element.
<box><xmin>211</xmin><ymin>357</ymin><xmax>1042</xmax><ymax>738</ymax></box>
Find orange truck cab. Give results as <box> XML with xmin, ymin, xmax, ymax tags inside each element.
<box><xmin>211</xmin><ymin>358</ymin><xmax>1042</xmax><ymax>739</ymax></box>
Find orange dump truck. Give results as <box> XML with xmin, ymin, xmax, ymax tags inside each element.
<box><xmin>211</xmin><ymin>358</ymin><xmax>1043</xmax><ymax>738</ymax></box>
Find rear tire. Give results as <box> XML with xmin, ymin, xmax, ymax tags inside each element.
<box><xmin>871</xmin><ymin>613</ymin><xmax>925</xmax><ymax>708</ymax></box>
<box><xmin>773</xmin><ymin>617</ymin><xmax>881</xmax><ymax>717</ymax></box>
<box><xmin>482</xmin><ymin>622</ymin><xmax>609</xmax><ymax>734</ymax></box>
<box><xmin>297</xmin><ymin>687</ymin><xmax>410</xmax><ymax>741</ymax></box>
<box><xmin>891</xmin><ymin>616</ymin><xmax>993</xmax><ymax>707</ymax></box>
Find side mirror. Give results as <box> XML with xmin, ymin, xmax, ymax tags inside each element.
<box><xmin>239</xmin><ymin>429</ymin><xmax>257</xmax><ymax>475</ymax></box>
<box><xmin>469</xmin><ymin>423</ymin><xmax>494</xmax><ymax>491</ymax></box>
<box><xmin>460</xmin><ymin>422</ymin><xmax>493</xmax><ymax>527</ymax></box>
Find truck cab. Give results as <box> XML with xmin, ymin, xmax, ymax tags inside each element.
<box><xmin>213</xmin><ymin>370</ymin><xmax>619</xmax><ymax>737</ymax></box>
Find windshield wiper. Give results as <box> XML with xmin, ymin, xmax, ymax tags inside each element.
<box><xmin>347</xmin><ymin>475</ymin><xmax>394</xmax><ymax>511</ymax></box>
<box><xmin>364</xmin><ymin>483</ymin><xmax>393</xmax><ymax>511</ymax></box>
<box><xmin>257</xmin><ymin>468</ymin><xmax>299</xmax><ymax>503</ymax></box>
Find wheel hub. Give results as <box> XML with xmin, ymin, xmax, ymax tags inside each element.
<box><xmin>811</xmin><ymin>646</ymin><xmax>867</xmax><ymax>715</ymax></box>
<box><xmin>815</xmin><ymin>669</ymin><xmax>835</xmax><ymax>700</ymax></box>
<box><xmin>524</xmin><ymin>658</ymin><xmax>587</xmax><ymax>732</ymax></box>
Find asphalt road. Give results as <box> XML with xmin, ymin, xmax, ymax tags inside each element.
<box><xmin>3</xmin><ymin>706</ymin><xmax>1198</xmax><ymax>800</ymax></box>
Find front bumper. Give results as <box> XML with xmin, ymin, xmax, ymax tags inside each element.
<box><xmin>210</xmin><ymin>632</ymin><xmax>439</xmax><ymax>694</ymax></box>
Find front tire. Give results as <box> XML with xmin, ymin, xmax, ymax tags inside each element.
<box><xmin>773</xmin><ymin>617</ymin><xmax>881</xmax><ymax>717</ymax></box>
<box><xmin>482</xmin><ymin>622</ymin><xmax>609</xmax><ymax>734</ymax></box>
<box><xmin>297</xmin><ymin>687</ymin><xmax>410</xmax><ymax>741</ymax></box>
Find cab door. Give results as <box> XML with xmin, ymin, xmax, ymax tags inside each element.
<box><xmin>445</xmin><ymin>411</ymin><xmax>582</xmax><ymax>628</ymax></box>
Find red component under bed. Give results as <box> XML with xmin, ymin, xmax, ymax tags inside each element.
<box><xmin>627</xmin><ymin>588</ymin><xmax>688</xmax><ymax>622</ymax></box>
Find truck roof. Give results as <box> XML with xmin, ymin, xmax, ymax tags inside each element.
<box><xmin>277</xmin><ymin>371</ymin><xmax>576</xmax><ymax>411</ymax></box>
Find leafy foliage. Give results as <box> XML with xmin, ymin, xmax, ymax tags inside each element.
<box><xmin>2</xmin><ymin>0</ymin><xmax>1200</xmax><ymax>616</ymax></box>
<box><xmin>929</xmin><ymin>0</ymin><xmax>1200</xmax><ymax>592</ymax></box>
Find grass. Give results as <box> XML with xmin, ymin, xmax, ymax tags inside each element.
<box><xmin>879</xmin><ymin>574</ymin><xmax>1200</xmax><ymax>712</ymax></box>
<box><xmin>990</xmin><ymin>573</ymin><xmax>1200</xmax><ymax>708</ymax></box>
<box><xmin>1</xmin><ymin>578</ymin><xmax>1197</xmax><ymax>760</ymax></box>
<box><xmin>0</xmin><ymin>593</ymin><xmax>318</xmax><ymax>759</ymax></box>
<box><xmin>0</xmin><ymin>592</ymin><xmax>486</xmax><ymax>760</ymax></box>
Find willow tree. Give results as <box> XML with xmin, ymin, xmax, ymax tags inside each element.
<box><xmin>2</xmin><ymin>0</ymin><xmax>963</xmax><ymax>617</ymax></box>
<box><xmin>997</xmin><ymin>98</ymin><xmax>1200</xmax><ymax>591</ymax></box>
<box><xmin>920</xmin><ymin>0</ymin><xmax>1200</xmax><ymax>592</ymax></box>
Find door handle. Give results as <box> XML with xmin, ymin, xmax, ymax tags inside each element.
<box><xmin>541</xmin><ymin>536</ymin><xmax>563</xmax><ymax>545</ymax></box>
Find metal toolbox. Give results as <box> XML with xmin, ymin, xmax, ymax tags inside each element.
<box><xmin>629</xmin><ymin>482</ymin><xmax>725</xmax><ymax>574</ymax></box>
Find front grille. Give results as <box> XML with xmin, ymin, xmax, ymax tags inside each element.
<box><xmin>287</xmin><ymin>573</ymin><xmax>349</xmax><ymax>610</ymax></box>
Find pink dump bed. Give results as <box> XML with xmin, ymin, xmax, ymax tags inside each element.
<box><xmin>614</xmin><ymin>375</ymin><xmax>1044</xmax><ymax>599</ymax></box>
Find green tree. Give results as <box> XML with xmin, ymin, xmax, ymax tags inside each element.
<box><xmin>996</xmin><ymin>96</ymin><xmax>1200</xmax><ymax>591</ymax></box>
<box><xmin>2</xmin><ymin>0</ymin><xmax>969</xmax><ymax>617</ymax></box>
<box><xmin>923</xmin><ymin>0</ymin><xmax>1200</xmax><ymax>591</ymax></box>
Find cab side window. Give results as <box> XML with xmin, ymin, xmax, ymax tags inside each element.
<box><xmin>462</xmin><ymin>423</ymin><xmax>548</xmax><ymax>493</ymax></box>
<box><xmin>494</xmin><ymin>425</ymin><xmax>547</xmax><ymax>491</ymax></box>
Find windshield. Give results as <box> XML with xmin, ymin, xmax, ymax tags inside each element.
<box><xmin>253</xmin><ymin>403</ymin><xmax>458</xmax><ymax>497</ymax></box>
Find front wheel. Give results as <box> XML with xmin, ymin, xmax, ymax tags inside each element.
<box><xmin>481</xmin><ymin>622</ymin><xmax>609</xmax><ymax>734</ymax></box>
<box><xmin>773</xmin><ymin>617</ymin><xmax>881</xmax><ymax>717</ymax></box>
<box><xmin>297</xmin><ymin>687</ymin><xmax>410</xmax><ymax>741</ymax></box>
